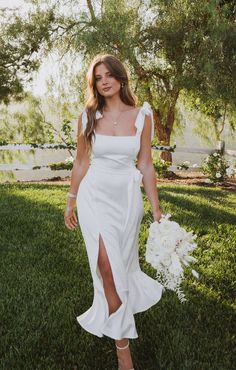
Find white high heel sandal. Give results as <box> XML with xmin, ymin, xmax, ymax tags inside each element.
<box><xmin>116</xmin><ymin>340</ymin><xmax>135</xmax><ymax>370</ymax></box>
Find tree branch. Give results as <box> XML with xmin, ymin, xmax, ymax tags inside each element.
<box><xmin>219</xmin><ymin>101</ymin><xmax>227</xmax><ymax>135</ymax></box>
<box><xmin>38</xmin><ymin>105</ymin><xmax>73</xmax><ymax>155</ymax></box>
<box><xmin>86</xmin><ymin>0</ymin><xmax>96</xmax><ymax>22</ymax></box>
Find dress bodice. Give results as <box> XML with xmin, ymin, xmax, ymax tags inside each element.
<box><xmin>81</xmin><ymin>101</ymin><xmax>154</xmax><ymax>171</ymax></box>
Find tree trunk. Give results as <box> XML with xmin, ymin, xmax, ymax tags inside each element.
<box><xmin>154</xmin><ymin>106</ymin><xmax>175</xmax><ymax>163</ymax></box>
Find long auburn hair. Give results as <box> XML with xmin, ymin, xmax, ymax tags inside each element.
<box><xmin>81</xmin><ymin>54</ymin><xmax>137</xmax><ymax>153</ymax></box>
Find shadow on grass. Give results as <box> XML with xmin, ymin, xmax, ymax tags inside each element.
<box><xmin>0</xmin><ymin>184</ymin><xmax>235</xmax><ymax>370</ymax></box>
<box><xmin>133</xmin><ymin>286</ymin><xmax>235</xmax><ymax>370</ymax></box>
<box><xmin>143</xmin><ymin>185</ymin><xmax>236</xmax><ymax>232</ymax></box>
<box><xmin>157</xmin><ymin>183</ymin><xmax>235</xmax><ymax>200</ymax></box>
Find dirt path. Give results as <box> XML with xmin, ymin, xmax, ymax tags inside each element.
<box><xmin>13</xmin><ymin>171</ymin><xmax>236</xmax><ymax>192</ymax></box>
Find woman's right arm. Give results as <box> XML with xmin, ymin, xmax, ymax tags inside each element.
<box><xmin>64</xmin><ymin>113</ymin><xmax>90</xmax><ymax>230</ymax></box>
<box><xmin>68</xmin><ymin>112</ymin><xmax>90</xmax><ymax>195</ymax></box>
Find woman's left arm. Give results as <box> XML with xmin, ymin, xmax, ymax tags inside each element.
<box><xmin>136</xmin><ymin>114</ymin><xmax>162</xmax><ymax>222</ymax></box>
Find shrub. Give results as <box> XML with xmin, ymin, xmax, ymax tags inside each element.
<box><xmin>48</xmin><ymin>156</ymin><xmax>74</xmax><ymax>171</ymax></box>
<box><xmin>201</xmin><ymin>152</ymin><xmax>235</xmax><ymax>183</ymax></box>
<box><xmin>153</xmin><ymin>158</ymin><xmax>172</xmax><ymax>178</ymax></box>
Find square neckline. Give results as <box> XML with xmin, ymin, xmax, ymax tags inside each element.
<box><xmin>94</xmin><ymin>133</ymin><xmax>138</xmax><ymax>138</ymax></box>
<box><xmin>94</xmin><ymin>106</ymin><xmax>142</xmax><ymax>138</ymax></box>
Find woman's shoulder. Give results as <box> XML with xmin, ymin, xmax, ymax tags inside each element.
<box><xmin>126</xmin><ymin>105</ymin><xmax>140</xmax><ymax>114</ymax></box>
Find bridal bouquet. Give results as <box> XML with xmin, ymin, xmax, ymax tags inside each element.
<box><xmin>145</xmin><ymin>214</ymin><xmax>199</xmax><ymax>303</ymax></box>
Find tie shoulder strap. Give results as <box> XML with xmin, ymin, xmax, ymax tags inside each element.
<box><xmin>81</xmin><ymin>110</ymin><xmax>88</xmax><ymax>134</ymax></box>
<box><xmin>81</xmin><ymin>109</ymin><xmax>103</xmax><ymax>134</ymax></box>
<box><xmin>135</xmin><ymin>101</ymin><xmax>155</xmax><ymax>140</ymax></box>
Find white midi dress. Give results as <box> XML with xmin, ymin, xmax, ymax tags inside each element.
<box><xmin>76</xmin><ymin>101</ymin><xmax>164</xmax><ymax>340</ymax></box>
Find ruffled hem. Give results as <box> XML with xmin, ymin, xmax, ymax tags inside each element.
<box><xmin>128</xmin><ymin>269</ymin><xmax>164</xmax><ymax>314</ymax></box>
<box><xmin>76</xmin><ymin>269</ymin><xmax>164</xmax><ymax>339</ymax></box>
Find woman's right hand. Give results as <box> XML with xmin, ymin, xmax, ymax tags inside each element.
<box><xmin>153</xmin><ymin>208</ymin><xmax>163</xmax><ymax>223</ymax></box>
<box><xmin>64</xmin><ymin>202</ymin><xmax>78</xmax><ymax>230</ymax></box>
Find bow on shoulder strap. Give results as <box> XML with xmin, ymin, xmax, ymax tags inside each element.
<box><xmin>81</xmin><ymin>110</ymin><xmax>88</xmax><ymax>134</ymax></box>
<box><xmin>81</xmin><ymin>109</ymin><xmax>103</xmax><ymax>134</ymax></box>
<box><xmin>135</xmin><ymin>101</ymin><xmax>155</xmax><ymax>141</ymax></box>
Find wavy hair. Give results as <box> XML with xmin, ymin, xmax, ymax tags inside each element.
<box><xmin>81</xmin><ymin>54</ymin><xmax>137</xmax><ymax>153</ymax></box>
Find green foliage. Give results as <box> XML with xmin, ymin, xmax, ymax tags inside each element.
<box><xmin>48</xmin><ymin>156</ymin><xmax>74</xmax><ymax>170</ymax></box>
<box><xmin>152</xmin><ymin>146</ymin><xmax>172</xmax><ymax>177</ymax></box>
<box><xmin>153</xmin><ymin>158</ymin><xmax>172</xmax><ymax>178</ymax></box>
<box><xmin>47</xmin><ymin>162</ymin><xmax>72</xmax><ymax>170</ymax></box>
<box><xmin>0</xmin><ymin>94</ymin><xmax>55</xmax><ymax>144</ymax></box>
<box><xmin>44</xmin><ymin>63</ymin><xmax>84</xmax><ymax>122</ymax></box>
<box><xmin>0</xmin><ymin>81</ymin><xmax>79</xmax><ymax>158</ymax></box>
<box><xmin>201</xmin><ymin>152</ymin><xmax>230</xmax><ymax>183</ymax></box>
<box><xmin>182</xmin><ymin>92</ymin><xmax>236</xmax><ymax>143</ymax></box>
<box><xmin>0</xmin><ymin>7</ymin><xmax>55</xmax><ymax>103</ymax></box>
<box><xmin>61</xmin><ymin>119</ymin><xmax>75</xmax><ymax>146</ymax></box>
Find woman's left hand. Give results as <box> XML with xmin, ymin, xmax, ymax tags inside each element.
<box><xmin>153</xmin><ymin>208</ymin><xmax>162</xmax><ymax>223</ymax></box>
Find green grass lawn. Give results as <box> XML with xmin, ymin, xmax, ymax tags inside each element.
<box><xmin>0</xmin><ymin>183</ymin><xmax>235</xmax><ymax>370</ymax></box>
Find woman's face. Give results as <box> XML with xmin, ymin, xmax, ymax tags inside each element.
<box><xmin>94</xmin><ymin>63</ymin><xmax>121</xmax><ymax>98</ymax></box>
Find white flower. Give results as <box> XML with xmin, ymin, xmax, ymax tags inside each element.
<box><xmin>226</xmin><ymin>166</ymin><xmax>235</xmax><ymax>177</ymax></box>
<box><xmin>161</xmin><ymin>236</ymin><xmax>177</xmax><ymax>253</ymax></box>
<box><xmin>192</xmin><ymin>163</ymin><xmax>198</xmax><ymax>168</ymax></box>
<box><xmin>216</xmin><ymin>172</ymin><xmax>221</xmax><ymax>178</ymax></box>
<box><xmin>169</xmin><ymin>252</ymin><xmax>183</xmax><ymax>275</ymax></box>
<box><xmin>213</xmin><ymin>152</ymin><xmax>219</xmax><ymax>157</ymax></box>
<box><xmin>145</xmin><ymin>215</ymin><xmax>198</xmax><ymax>303</ymax></box>
<box><xmin>205</xmin><ymin>178</ymin><xmax>212</xmax><ymax>183</ymax></box>
<box><xmin>162</xmin><ymin>213</ymin><xmax>172</xmax><ymax>220</ymax></box>
<box><xmin>191</xmin><ymin>269</ymin><xmax>199</xmax><ymax>279</ymax></box>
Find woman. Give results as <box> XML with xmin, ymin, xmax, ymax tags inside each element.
<box><xmin>64</xmin><ymin>54</ymin><xmax>164</xmax><ymax>370</ymax></box>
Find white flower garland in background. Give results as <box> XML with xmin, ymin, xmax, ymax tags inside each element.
<box><xmin>145</xmin><ymin>214</ymin><xmax>199</xmax><ymax>303</ymax></box>
<box><xmin>65</xmin><ymin>156</ymin><xmax>74</xmax><ymax>163</ymax></box>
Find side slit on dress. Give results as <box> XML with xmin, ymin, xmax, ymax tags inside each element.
<box><xmin>97</xmin><ymin>232</ymin><xmax>123</xmax><ymax>317</ymax></box>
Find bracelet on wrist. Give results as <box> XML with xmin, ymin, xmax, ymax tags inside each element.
<box><xmin>67</xmin><ymin>192</ymin><xmax>77</xmax><ymax>199</ymax></box>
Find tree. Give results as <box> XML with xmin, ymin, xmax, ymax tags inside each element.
<box><xmin>0</xmin><ymin>58</ymin><xmax>85</xmax><ymax>148</ymax></box>
<box><xmin>0</xmin><ymin>7</ymin><xmax>54</xmax><ymax>103</ymax></box>
<box><xmin>181</xmin><ymin>1</ymin><xmax>236</xmax><ymax>143</ymax></box>
<box><xmin>2</xmin><ymin>0</ymin><xmax>235</xmax><ymax>161</ymax></box>
<box><xmin>0</xmin><ymin>93</ymin><xmax>55</xmax><ymax>144</ymax></box>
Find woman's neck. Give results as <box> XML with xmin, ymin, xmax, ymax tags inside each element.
<box><xmin>103</xmin><ymin>95</ymin><xmax>125</xmax><ymax>113</ymax></box>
